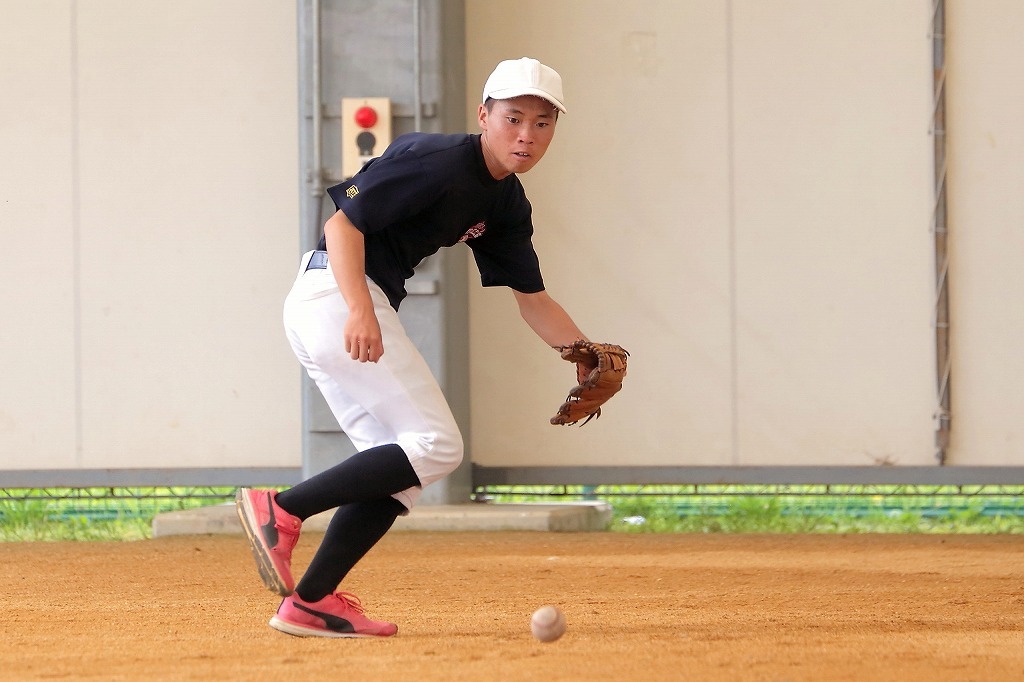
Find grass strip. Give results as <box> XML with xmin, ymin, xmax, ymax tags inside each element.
<box><xmin>2</xmin><ymin>485</ymin><xmax>1023</xmax><ymax>541</ymax></box>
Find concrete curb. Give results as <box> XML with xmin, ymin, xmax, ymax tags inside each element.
<box><xmin>151</xmin><ymin>501</ymin><xmax>613</xmax><ymax>537</ymax></box>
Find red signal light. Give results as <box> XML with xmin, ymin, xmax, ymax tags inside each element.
<box><xmin>354</xmin><ymin>106</ymin><xmax>378</xmax><ymax>129</ymax></box>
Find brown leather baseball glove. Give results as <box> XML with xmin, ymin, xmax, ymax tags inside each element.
<box><xmin>550</xmin><ymin>341</ymin><xmax>629</xmax><ymax>426</ymax></box>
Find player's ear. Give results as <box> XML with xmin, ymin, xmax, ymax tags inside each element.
<box><xmin>477</xmin><ymin>103</ymin><xmax>489</xmax><ymax>131</ymax></box>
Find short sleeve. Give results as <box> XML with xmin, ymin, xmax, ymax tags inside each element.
<box><xmin>467</xmin><ymin>184</ymin><xmax>545</xmax><ymax>293</ymax></box>
<box><xmin>326</xmin><ymin>153</ymin><xmax>440</xmax><ymax>234</ymax></box>
<box><xmin>470</xmin><ymin>235</ymin><xmax>545</xmax><ymax>293</ymax></box>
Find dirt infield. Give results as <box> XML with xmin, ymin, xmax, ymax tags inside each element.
<box><xmin>4</xmin><ymin>532</ymin><xmax>1023</xmax><ymax>680</ymax></box>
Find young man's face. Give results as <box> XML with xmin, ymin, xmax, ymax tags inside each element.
<box><xmin>477</xmin><ymin>95</ymin><xmax>558</xmax><ymax>179</ymax></box>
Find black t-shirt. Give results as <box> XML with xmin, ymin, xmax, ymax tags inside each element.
<box><xmin>323</xmin><ymin>132</ymin><xmax>545</xmax><ymax>310</ymax></box>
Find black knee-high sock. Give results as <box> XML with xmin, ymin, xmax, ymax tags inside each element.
<box><xmin>275</xmin><ymin>443</ymin><xmax>420</xmax><ymax>521</ymax></box>
<box><xmin>294</xmin><ymin>497</ymin><xmax>407</xmax><ymax>603</ymax></box>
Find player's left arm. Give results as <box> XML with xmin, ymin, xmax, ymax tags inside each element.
<box><xmin>513</xmin><ymin>289</ymin><xmax>587</xmax><ymax>349</ymax></box>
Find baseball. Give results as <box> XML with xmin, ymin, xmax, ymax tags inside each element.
<box><xmin>530</xmin><ymin>605</ymin><xmax>567</xmax><ymax>642</ymax></box>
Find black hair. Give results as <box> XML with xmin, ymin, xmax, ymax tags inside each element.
<box><xmin>484</xmin><ymin>96</ymin><xmax>560</xmax><ymax>119</ymax></box>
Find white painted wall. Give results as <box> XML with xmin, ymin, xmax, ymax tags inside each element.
<box><xmin>466</xmin><ymin>0</ymin><xmax>940</xmax><ymax>467</ymax></box>
<box><xmin>1</xmin><ymin>1</ymin><xmax>78</xmax><ymax>468</ymax></box>
<box><xmin>3</xmin><ymin>0</ymin><xmax>1020</xmax><ymax>477</ymax></box>
<box><xmin>0</xmin><ymin>0</ymin><xmax>301</xmax><ymax>471</ymax></box>
<box><xmin>945</xmin><ymin>0</ymin><xmax>1024</xmax><ymax>464</ymax></box>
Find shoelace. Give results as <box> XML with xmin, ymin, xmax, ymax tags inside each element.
<box><xmin>333</xmin><ymin>591</ymin><xmax>366</xmax><ymax>614</ymax></box>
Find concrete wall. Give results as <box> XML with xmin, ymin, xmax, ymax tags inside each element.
<box><xmin>945</xmin><ymin>0</ymin><xmax>1024</xmax><ymax>464</ymax></box>
<box><xmin>466</xmin><ymin>0</ymin><xmax>941</xmax><ymax>468</ymax></box>
<box><xmin>0</xmin><ymin>0</ymin><xmax>300</xmax><ymax>472</ymax></box>
<box><xmin>3</xmin><ymin>0</ymin><xmax>1023</xmax><ymax>481</ymax></box>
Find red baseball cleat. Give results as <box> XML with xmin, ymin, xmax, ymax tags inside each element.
<box><xmin>235</xmin><ymin>488</ymin><xmax>301</xmax><ymax>596</ymax></box>
<box><xmin>269</xmin><ymin>591</ymin><xmax>398</xmax><ymax>638</ymax></box>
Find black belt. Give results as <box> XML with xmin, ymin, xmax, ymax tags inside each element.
<box><xmin>306</xmin><ymin>250</ymin><xmax>329</xmax><ymax>271</ymax></box>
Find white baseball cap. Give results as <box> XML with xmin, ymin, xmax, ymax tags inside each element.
<box><xmin>482</xmin><ymin>57</ymin><xmax>567</xmax><ymax>114</ymax></box>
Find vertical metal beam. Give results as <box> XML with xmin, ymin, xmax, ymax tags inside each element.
<box><xmin>412</xmin><ymin>0</ymin><xmax>422</xmax><ymax>132</ymax></box>
<box><xmin>297</xmin><ymin>0</ymin><xmax>326</xmax><ymax>251</ymax></box>
<box><xmin>310</xmin><ymin>0</ymin><xmax>323</xmax><ymax>200</ymax></box>
<box><xmin>725</xmin><ymin>0</ymin><xmax>739</xmax><ymax>466</ymax></box>
<box><xmin>930</xmin><ymin>0</ymin><xmax>951</xmax><ymax>464</ymax></box>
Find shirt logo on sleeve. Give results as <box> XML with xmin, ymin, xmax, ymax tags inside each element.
<box><xmin>459</xmin><ymin>221</ymin><xmax>487</xmax><ymax>242</ymax></box>
<box><xmin>346</xmin><ymin>186</ymin><xmax>359</xmax><ymax>199</ymax></box>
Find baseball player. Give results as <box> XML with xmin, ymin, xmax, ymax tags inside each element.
<box><xmin>236</xmin><ymin>57</ymin><xmax>605</xmax><ymax>638</ymax></box>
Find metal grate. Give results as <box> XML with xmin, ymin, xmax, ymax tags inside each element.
<box><xmin>0</xmin><ymin>487</ymin><xmax>239</xmax><ymax>521</ymax></box>
<box><xmin>475</xmin><ymin>484</ymin><xmax>1024</xmax><ymax>499</ymax></box>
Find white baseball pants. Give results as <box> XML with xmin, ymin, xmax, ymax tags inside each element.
<box><xmin>282</xmin><ymin>250</ymin><xmax>464</xmax><ymax>510</ymax></box>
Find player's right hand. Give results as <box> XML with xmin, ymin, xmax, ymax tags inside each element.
<box><xmin>344</xmin><ymin>309</ymin><xmax>384</xmax><ymax>363</ymax></box>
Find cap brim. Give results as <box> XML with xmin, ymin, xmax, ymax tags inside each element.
<box><xmin>486</xmin><ymin>87</ymin><xmax>567</xmax><ymax>114</ymax></box>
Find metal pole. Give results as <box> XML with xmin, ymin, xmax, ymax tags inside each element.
<box><xmin>311</xmin><ymin>0</ymin><xmax>324</xmax><ymax>199</ymax></box>
<box><xmin>413</xmin><ymin>0</ymin><xmax>422</xmax><ymax>132</ymax></box>
<box><xmin>931</xmin><ymin>0</ymin><xmax>951</xmax><ymax>464</ymax></box>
